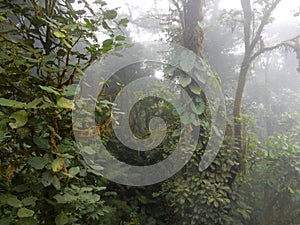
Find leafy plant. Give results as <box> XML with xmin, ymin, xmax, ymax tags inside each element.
<box><xmin>0</xmin><ymin>0</ymin><xmax>128</xmax><ymax>224</ymax></box>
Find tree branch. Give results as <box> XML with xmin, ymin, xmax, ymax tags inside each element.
<box><xmin>249</xmin><ymin>0</ymin><xmax>282</xmax><ymax>52</ymax></box>
<box><xmin>241</xmin><ymin>0</ymin><xmax>252</xmax><ymax>52</ymax></box>
<box><xmin>250</xmin><ymin>34</ymin><xmax>300</xmax><ymax>62</ymax></box>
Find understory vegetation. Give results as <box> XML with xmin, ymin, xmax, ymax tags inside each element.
<box><xmin>1</xmin><ymin>0</ymin><xmax>300</xmax><ymax>224</ymax></box>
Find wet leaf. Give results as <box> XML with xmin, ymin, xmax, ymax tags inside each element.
<box><xmin>103</xmin><ymin>10</ymin><xmax>117</xmax><ymax>19</ymax></box>
<box><xmin>9</xmin><ymin>110</ymin><xmax>28</xmax><ymax>129</ymax></box>
<box><xmin>28</xmin><ymin>157</ymin><xmax>48</xmax><ymax>170</ymax></box>
<box><xmin>54</xmin><ymin>31</ymin><xmax>66</xmax><ymax>38</ymax></box>
<box><xmin>57</xmin><ymin>97</ymin><xmax>74</xmax><ymax>109</ymax></box>
<box><xmin>51</xmin><ymin>158</ymin><xmax>64</xmax><ymax>172</ymax></box>
<box><xmin>39</xmin><ymin>85</ymin><xmax>61</xmax><ymax>95</ymax></box>
<box><xmin>17</xmin><ymin>208</ymin><xmax>34</xmax><ymax>218</ymax></box>
<box><xmin>0</xmin><ymin>98</ymin><xmax>25</xmax><ymax>108</ymax></box>
<box><xmin>7</xmin><ymin>196</ymin><xmax>22</xmax><ymax>208</ymax></box>
<box><xmin>180</xmin><ymin>51</ymin><xmax>196</xmax><ymax>72</ymax></box>
<box><xmin>189</xmin><ymin>84</ymin><xmax>202</xmax><ymax>95</ymax></box>
<box><xmin>179</xmin><ymin>75</ymin><xmax>192</xmax><ymax>87</ymax></box>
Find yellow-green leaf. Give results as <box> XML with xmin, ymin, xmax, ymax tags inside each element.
<box><xmin>9</xmin><ymin>110</ymin><xmax>28</xmax><ymax>129</ymax></box>
<box><xmin>25</xmin><ymin>98</ymin><xmax>43</xmax><ymax>109</ymax></box>
<box><xmin>39</xmin><ymin>85</ymin><xmax>61</xmax><ymax>95</ymax></box>
<box><xmin>22</xmin><ymin>197</ymin><xmax>38</xmax><ymax>207</ymax></box>
<box><xmin>17</xmin><ymin>208</ymin><xmax>34</xmax><ymax>218</ymax></box>
<box><xmin>178</xmin><ymin>75</ymin><xmax>192</xmax><ymax>87</ymax></box>
<box><xmin>7</xmin><ymin>196</ymin><xmax>22</xmax><ymax>208</ymax></box>
<box><xmin>57</xmin><ymin>97</ymin><xmax>74</xmax><ymax>109</ymax></box>
<box><xmin>189</xmin><ymin>84</ymin><xmax>202</xmax><ymax>95</ymax></box>
<box><xmin>54</xmin><ymin>31</ymin><xmax>66</xmax><ymax>38</ymax></box>
<box><xmin>0</xmin><ymin>98</ymin><xmax>25</xmax><ymax>108</ymax></box>
<box><xmin>51</xmin><ymin>158</ymin><xmax>64</xmax><ymax>172</ymax></box>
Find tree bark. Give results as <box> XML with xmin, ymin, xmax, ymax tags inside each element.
<box><xmin>233</xmin><ymin>0</ymin><xmax>282</xmax><ymax>158</ymax></box>
<box><xmin>183</xmin><ymin>0</ymin><xmax>204</xmax><ymax>58</ymax></box>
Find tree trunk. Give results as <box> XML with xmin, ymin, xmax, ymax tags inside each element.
<box><xmin>183</xmin><ymin>0</ymin><xmax>204</xmax><ymax>58</ymax></box>
<box><xmin>233</xmin><ymin>57</ymin><xmax>250</xmax><ymax>154</ymax></box>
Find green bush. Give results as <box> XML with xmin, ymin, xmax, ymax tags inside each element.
<box><xmin>0</xmin><ymin>0</ymin><xmax>128</xmax><ymax>224</ymax></box>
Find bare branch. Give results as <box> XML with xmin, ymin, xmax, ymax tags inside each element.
<box><xmin>249</xmin><ymin>0</ymin><xmax>282</xmax><ymax>52</ymax></box>
<box><xmin>250</xmin><ymin>34</ymin><xmax>300</xmax><ymax>62</ymax></box>
<box><xmin>171</xmin><ymin>0</ymin><xmax>185</xmax><ymax>31</ymax></box>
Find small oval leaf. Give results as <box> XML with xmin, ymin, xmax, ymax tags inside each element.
<box><xmin>17</xmin><ymin>208</ymin><xmax>34</xmax><ymax>218</ymax></box>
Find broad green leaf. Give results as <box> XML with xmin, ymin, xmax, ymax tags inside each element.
<box><xmin>84</xmin><ymin>18</ymin><xmax>93</xmax><ymax>29</ymax></box>
<box><xmin>103</xmin><ymin>10</ymin><xmax>117</xmax><ymax>19</ymax></box>
<box><xmin>63</xmin><ymin>84</ymin><xmax>78</xmax><ymax>97</ymax></box>
<box><xmin>7</xmin><ymin>196</ymin><xmax>22</xmax><ymax>208</ymax></box>
<box><xmin>13</xmin><ymin>185</ymin><xmax>29</xmax><ymax>193</ymax></box>
<box><xmin>33</xmin><ymin>136</ymin><xmax>51</xmax><ymax>150</ymax></box>
<box><xmin>69</xmin><ymin>167</ymin><xmax>80</xmax><ymax>176</ymax></box>
<box><xmin>17</xmin><ymin>208</ymin><xmax>34</xmax><ymax>218</ymax></box>
<box><xmin>178</xmin><ymin>75</ymin><xmax>192</xmax><ymax>87</ymax></box>
<box><xmin>52</xmin><ymin>175</ymin><xmax>61</xmax><ymax>190</ymax></box>
<box><xmin>0</xmin><ymin>98</ymin><xmax>25</xmax><ymax>108</ymax></box>
<box><xmin>55</xmin><ymin>212</ymin><xmax>69</xmax><ymax>225</ymax></box>
<box><xmin>115</xmin><ymin>35</ymin><xmax>126</xmax><ymax>41</ymax></box>
<box><xmin>180</xmin><ymin>51</ymin><xmax>196</xmax><ymax>72</ymax></box>
<box><xmin>189</xmin><ymin>84</ymin><xmax>202</xmax><ymax>95</ymax></box>
<box><xmin>102</xmin><ymin>38</ymin><xmax>113</xmax><ymax>47</ymax></box>
<box><xmin>22</xmin><ymin>39</ymin><xmax>34</xmax><ymax>46</ymax></box>
<box><xmin>57</xmin><ymin>97</ymin><xmax>74</xmax><ymax>109</ymax></box>
<box><xmin>195</xmin><ymin>60</ymin><xmax>207</xmax><ymax>72</ymax></box>
<box><xmin>75</xmin><ymin>9</ymin><xmax>86</xmax><ymax>15</ymax></box>
<box><xmin>62</xmin><ymin>39</ymin><xmax>72</xmax><ymax>49</ymax></box>
<box><xmin>213</xmin><ymin>200</ymin><xmax>219</xmax><ymax>208</ymax></box>
<box><xmin>54</xmin><ymin>31</ymin><xmax>66</xmax><ymax>38</ymax></box>
<box><xmin>41</xmin><ymin>171</ymin><xmax>53</xmax><ymax>187</ymax></box>
<box><xmin>51</xmin><ymin>158</ymin><xmax>64</xmax><ymax>172</ymax></box>
<box><xmin>81</xmin><ymin>146</ymin><xmax>96</xmax><ymax>155</ymax></box>
<box><xmin>164</xmin><ymin>66</ymin><xmax>177</xmax><ymax>76</ymax></box>
<box><xmin>194</xmin><ymin>71</ymin><xmax>206</xmax><ymax>84</ymax></box>
<box><xmin>288</xmin><ymin>186</ymin><xmax>295</xmax><ymax>194</ymax></box>
<box><xmin>191</xmin><ymin>101</ymin><xmax>205</xmax><ymax>115</ymax></box>
<box><xmin>25</xmin><ymin>98</ymin><xmax>43</xmax><ymax>109</ymax></box>
<box><xmin>22</xmin><ymin>197</ymin><xmax>38</xmax><ymax>207</ymax></box>
<box><xmin>195</xmin><ymin>96</ymin><xmax>203</xmax><ymax>103</ymax></box>
<box><xmin>9</xmin><ymin>110</ymin><xmax>28</xmax><ymax>129</ymax></box>
<box><xmin>53</xmin><ymin>195</ymin><xmax>66</xmax><ymax>204</ymax></box>
<box><xmin>28</xmin><ymin>157</ymin><xmax>48</xmax><ymax>170</ymax></box>
<box><xmin>91</xmin><ymin>165</ymin><xmax>104</xmax><ymax>172</ymax></box>
<box><xmin>31</xmin><ymin>16</ymin><xmax>46</xmax><ymax>27</ymax></box>
<box><xmin>39</xmin><ymin>85</ymin><xmax>61</xmax><ymax>95</ymax></box>
<box><xmin>189</xmin><ymin>113</ymin><xmax>201</xmax><ymax>126</ymax></box>
<box><xmin>119</xmin><ymin>18</ymin><xmax>129</xmax><ymax>26</ymax></box>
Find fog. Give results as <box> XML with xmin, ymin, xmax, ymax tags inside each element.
<box><xmin>102</xmin><ymin>0</ymin><xmax>300</xmax><ymax>223</ymax></box>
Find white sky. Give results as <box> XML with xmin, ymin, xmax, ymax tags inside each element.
<box><xmin>107</xmin><ymin>0</ymin><xmax>300</xmax><ymax>21</ymax></box>
<box><xmin>218</xmin><ymin>0</ymin><xmax>300</xmax><ymax>22</ymax></box>
<box><xmin>73</xmin><ymin>0</ymin><xmax>300</xmax><ymax>44</ymax></box>
<box><xmin>104</xmin><ymin>0</ymin><xmax>300</xmax><ymax>42</ymax></box>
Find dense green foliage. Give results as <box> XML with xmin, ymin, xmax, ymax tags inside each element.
<box><xmin>1</xmin><ymin>0</ymin><xmax>300</xmax><ymax>224</ymax></box>
<box><xmin>0</xmin><ymin>0</ymin><xmax>128</xmax><ymax>224</ymax></box>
